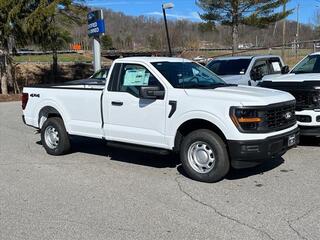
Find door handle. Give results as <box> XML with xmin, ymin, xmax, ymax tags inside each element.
<box><xmin>111</xmin><ymin>101</ymin><xmax>123</xmax><ymax>106</ymax></box>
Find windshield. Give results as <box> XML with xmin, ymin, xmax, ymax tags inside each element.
<box><xmin>91</xmin><ymin>69</ymin><xmax>109</xmax><ymax>79</ymax></box>
<box><xmin>152</xmin><ymin>61</ymin><xmax>227</xmax><ymax>89</ymax></box>
<box><xmin>291</xmin><ymin>55</ymin><xmax>320</xmax><ymax>74</ymax></box>
<box><xmin>207</xmin><ymin>59</ymin><xmax>251</xmax><ymax>76</ymax></box>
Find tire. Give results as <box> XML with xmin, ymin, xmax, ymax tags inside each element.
<box><xmin>41</xmin><ymin>117</ymin><xmax>71</xmax><ymax>155</ymax></box>
<box><xmin>180</xmin><ymin>129</ymin><xmax>230</xmax><ymax>183</ymax></box>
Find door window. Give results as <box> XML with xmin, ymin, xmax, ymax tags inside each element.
<box><xmin>252</xmin><ymin>60</ymin><xmax>269</xmax><ymax>80</ymax></box>
<box><xmin>269</xmin><ymin>58</ymin><xmax>283</xmax><ymax>74</ymax></box>
<box><xmin>118</xmin><ymin>64</ymin><xmax>164</xmax><ymax>98</ymax></box>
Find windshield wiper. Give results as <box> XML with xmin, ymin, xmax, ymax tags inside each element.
<box><xmin>179</xmin><ymin>83</ymin><xmax>236</xmax><ymax>89</ymax></box>
<box><xmin>292</xmin><ymin>70</ymin><xmax>310</xmax><ymax>74</ymax></box>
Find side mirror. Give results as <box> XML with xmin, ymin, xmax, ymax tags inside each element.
<box><xmin>140</xmin><ymin>86</ymin><xmax>165</xmax><ymax>100</ymax></box>
<box><xmin>250</xmin><ymin>68</ymin><xmax>263</xmax><ymax>81</ymax></box>
<box><xmin>281</xmin><ymin>65</ymin><xmax>290</xmax><ymax>74</ymax></box>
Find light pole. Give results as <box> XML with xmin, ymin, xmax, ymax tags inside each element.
<box><xmin>162</xmin><ymin>3</ymin><xmax>174</xmax><ymax>57</ymax></box>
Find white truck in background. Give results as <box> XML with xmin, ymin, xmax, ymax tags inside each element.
<box><xmin>260</xmin><ymin>52</ymin><xmax>320</xmax><ymax>137</ymax></box>
<box><xmin>206</xmin><ymin>55</ymin><xmax>285</xmax><ymax>86</ymax></box>
<box><xmin>22</xmin><ymin>57</ymin><xmax>299</xmax><ymax>182</ymax></box>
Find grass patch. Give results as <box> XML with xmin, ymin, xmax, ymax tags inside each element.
<box><xmin>0</xmin><ymin>94</ymin><xmax>21</xmax><ymax>102</ymax></box>
<box><xmin>14</xmin><ymin>53</ymin><xmax>92</xmax><ymax>63</ymax></box>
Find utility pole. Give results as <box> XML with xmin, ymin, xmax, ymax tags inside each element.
<box><xmin>162</xmin><ymin>3</ymin><xmax>174</xmax><ymax>57</ymax></box>
<box><xmin>296</xmin><ymin>4</ymin><xmax>300</xmax><ymax>39</ymax></box>
<box><xmin>281</xmin><ymin>0</ymin><xmax>286</xmax><ymax>60</ymax></box>
<box><xmin>295</xmin><ymin>4</ymin><xmax>300</xmax><ymax>59</ymax></box>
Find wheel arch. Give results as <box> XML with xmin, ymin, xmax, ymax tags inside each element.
<box><xmin>38</xmin><ymin>106</ymin><xmax>64</xmax><ymax>129</ymax></box>
<box><xmin>174</xmin><ymin>118</ymin><xmax>227</xmax><ymax>152</ymax></box>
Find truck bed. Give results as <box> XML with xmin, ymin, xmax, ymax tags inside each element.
<box><xmin>23</xmin><ymin>84</ymin><xmax>105</xmax><ymax>139</ymax></box>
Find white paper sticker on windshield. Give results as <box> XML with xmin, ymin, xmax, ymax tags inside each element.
<box><xmin>272</xmin><ymin>62</ymin><xmax>281</xmax><ymax>72</ymax></box>
<box><xmin>123</xmin><ymin>69</ymin><xmax>150</xmax><ymax>86</ymax></box>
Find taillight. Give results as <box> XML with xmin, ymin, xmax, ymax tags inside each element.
<box><xmin>22</xmin><ymin>93</ymin><xmax>29</xmax><ymax>110</ymax></box>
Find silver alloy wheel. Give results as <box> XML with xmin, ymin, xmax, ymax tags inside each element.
<box><xmin>187</xmin><ymin>141</ymin><xmax>216</xmax><ymax>173</ymax></box>
<box><xmin>44</xmin><ymin>126</ymin><xmax>60</xmax><ymax>149</ymax></box>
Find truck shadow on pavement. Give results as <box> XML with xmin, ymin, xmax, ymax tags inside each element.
<box><xmin>176</xmin><ymin>157</ymin><xmax>284</xmax><ymax>181</ymax></box>
<box><xmin>225</xmin><ymin>157</ymin><xmax>284</xmax><ymax>180</ymax></box>
<box><xmin>69</xmin><ymin>136</ymin><xmax>180</xmax><ymax>169</ymax></box>
<box><xmin>37</xmin><ymin>136</ymin><xmax>285</xmax><ymax>179</ymax></box>
<box><xmin>299</xmin><ymin>136</ymin><xmax>320</xmax><ymax>147</ymax></box>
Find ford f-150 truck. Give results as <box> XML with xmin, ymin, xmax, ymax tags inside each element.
<box><xmin>22</xmin><ymin>57</ymin><xmax>299</xmax><ymax>182</ymax></box>
<box><xmin>206</xmin><ymin>55</ymin><xmax>285</xmax><ymax>86</ymax></box>
<box><xmin>260</xmin><ymin>52</ymin><xmax>320</xmax><ymax>137</ymax></box>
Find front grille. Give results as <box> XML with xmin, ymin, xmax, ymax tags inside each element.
<box><xmin>233</xmin><ymin>101</ymin><xmax>297</xmax><ymax>133</ymax></box>
<box><xmin>259</xmin><ymin>81</ymin><xmax>320</xmax><ymax>110</ymax></box>
<box><xmin>264</xmin><ymin>103</ymin><xmax>296</xmax><ymax>131</ymax></box>
<box><xmin>286</xmin><ymin>90</ymin><xmax>319</xmax><ymax>110</ymax></box>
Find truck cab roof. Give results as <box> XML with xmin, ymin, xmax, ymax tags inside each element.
<box><xmin>114</xmin><ymin>57</ymin><xmax>192</xmax><ymax>64</ymax></box>
<box><xmin>213</xmin><ymin>55</ymin><xmax>281</xmax><ymax>61</ymax></box>
<box><xmin>309</xmin><ymin>52</ymin><xmax>320</xmax><ymax>56</ymax></box>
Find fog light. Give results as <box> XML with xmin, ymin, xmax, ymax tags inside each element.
<box><xmin>296</xmin><ymin>115</ymin><xmax>312</xmax><ymax>123</ymax></box>
<box><xmin>241</xmin><ymin>145</ymin><xmax>260</xmax><ymax>153</ymax></box>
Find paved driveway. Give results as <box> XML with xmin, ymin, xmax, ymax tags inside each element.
<box><xmin>0</xmin><ymin>102</ymin><xmax>319</xmax><ymax>240</ymax></box>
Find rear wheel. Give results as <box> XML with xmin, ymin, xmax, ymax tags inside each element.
<box><xmin>41</xmin><ymin>117</ymin><xmax>71</xmax><ymax>155</ymax></box>
<box><xmin>180</xmin><ymin>129</ymin><xmax>230</xmax><ymax>183</ymax></box>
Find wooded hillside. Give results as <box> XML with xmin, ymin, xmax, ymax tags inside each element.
<box><xmin>71</xmin><ymin>9</ymin><xmax>317</xmax><ymax>51</ymax></box>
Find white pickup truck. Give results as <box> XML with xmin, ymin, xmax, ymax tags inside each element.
<box><xmin>260</xmin><ymin>52</ymin><xmax>320</xmax><ymax>137</ymax></box>
<box><xmin>206</xmin><ymin>55</ymin><xmax>285</xmax><ymax>86</ymax></box>
<box><xmin>22</xmin><ymin>57</ymin><xmax>299</xmax><ymax>182</ymax></box>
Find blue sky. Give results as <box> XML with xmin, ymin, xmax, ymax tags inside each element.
<box><xmin>86</xmin><ymin>0</ymin><xmax>320</xmax><ymax>24</ymax></box>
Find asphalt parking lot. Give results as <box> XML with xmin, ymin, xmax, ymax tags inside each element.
<box><xmin>0</xmin><ymin>101</ymin><xmax>319</xmax><ymax>240</ymax></box>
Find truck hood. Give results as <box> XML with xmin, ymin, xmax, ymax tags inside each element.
<box><xmin>184</xmin><ymin>85</ymin><xmax>294</xmax><ymax>106</ymax></box>
<box><xmin>219</xmin><ymin>75</ymin><xmax>244</xmax><ymax>84</ymax></box>
<box><xmin>263</xmin><ymin>73</ymin><xmax>320</xmax><ymax>82</ymax></box>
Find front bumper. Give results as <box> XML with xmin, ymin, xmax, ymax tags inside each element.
<box><xmin>296</xmin><ymin>110</ymin><xmax>320</xmax><ymax>136</ymax></box>
<box><xmin>299</xmin><ymin>126</ymin><xmax>320</xmax><ymax>137</ymax></box>
<box><xmin>228</xmin><ymin>128</ymin><xmax>300</xmax><ymax>169</ymax></box>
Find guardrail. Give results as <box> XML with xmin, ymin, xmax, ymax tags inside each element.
<box><xmin>14</xmin><ymin>50</ymin><xmax>78</xmax><ymax>56</ymax></box>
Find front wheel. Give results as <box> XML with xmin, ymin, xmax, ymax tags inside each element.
<box><xmin>180</xmin><ymin>129</ymin><xmax>230</xmax><ymax>183</ymax></box>
<box><xmin>41</xmin><ymin>117</ymin><xmax>71</xmax><ymax>155</ymax></box>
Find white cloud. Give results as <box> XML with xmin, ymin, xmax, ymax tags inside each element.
<box><xmin>190</xmin><ymin>11</ymin><xmax>201</xmax><ymax>20</ymax></box>
<box><xmin>147</xmin><ymin>11</ymin><xmax>201</xmax><ymax>21</ymax></box>
<box><xmin>87</xmin><ymin>1</ymin><xmax>151</xmax><ymax>6</ymax></box>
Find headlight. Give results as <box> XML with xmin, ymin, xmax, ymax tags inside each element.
<box><xmin>230</xmin><ymin>107</ymin><xmax>263</xmax><ymax>132</ymax></box>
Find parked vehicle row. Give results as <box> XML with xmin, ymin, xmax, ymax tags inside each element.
<box><xmin>206</xmin><ymin>53</ymin><xmax>320</xmax><ymax>137</ymax></box>
<box><xmin>22</xmin><ymin>57</ymin><xmax>299</xmax><ymax>183</ymax></box>
<box><xmin>206</xmin><ymin>55</ymin><xmax>285</xmax><ymax>86</ymax></box>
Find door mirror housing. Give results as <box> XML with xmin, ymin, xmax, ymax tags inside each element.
<box><xmin>281</xmin><ymin>65</ymin><xmax>290</xmax><ymax>74</ymax></box>
<box><xmin>140</xmin><ymin>86</ymin><xmax>165</xmax><ymax>100</ymax></box>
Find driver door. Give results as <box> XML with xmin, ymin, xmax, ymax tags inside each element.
<box><xmin>250</xmin><ymin>59</ymin><xmax>269</xmax><ymax>86</ymax></box>
<box><xmin>104</xmin><ymin>63</ymin><xmax>168</xmax><ymax>148</ymax></box>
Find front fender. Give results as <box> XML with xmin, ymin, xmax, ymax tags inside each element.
<box><xmin>167</xmin><ymin>110</ymin><xmax>230</xmax><ymax>148</ymax></box>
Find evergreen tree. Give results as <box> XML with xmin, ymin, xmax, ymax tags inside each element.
<box><xmin>0</xmin><ymin>0</ymin><xmax>37</xmax><ymax>94</ymax></box>
<box><xmin>101</xmin><ymin>35</ymin><xmax>113</xmax><ymax>50</ymax></box>
<box><xmin>26</xmin><ymin>0</ymin><xmax>87</xmax><ymax>82</ymax></box>
<box><xmin>197</xmin><ymin>0</ymin><xmax>293</xmax><ymax>53</ymax></box>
